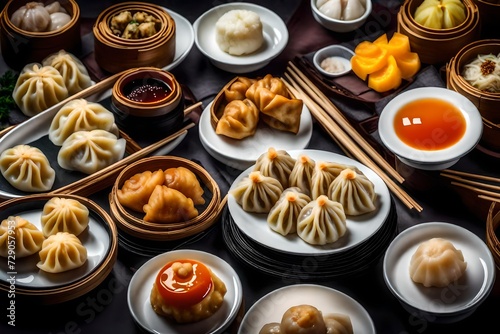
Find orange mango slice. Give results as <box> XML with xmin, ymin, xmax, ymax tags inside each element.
<box><xmin>368</xmin><ymin>55</ymin><xmax>402</xmax><ymax>93</ymax></box>
<box><xmin>395</xmin><ymin>51</ymin><xmax>421</xmax><ymax>79</ymax></box>
<box><xmin>354</xmin><ymin>41</ymin><xmax>386</xmax><ymax>59</ymax></box>
<box><xmin>351</xmin><ymin>51</ymin><xmax>388</xmax><ymax>81</ymax></box>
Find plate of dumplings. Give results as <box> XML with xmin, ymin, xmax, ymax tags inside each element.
<box><xmin>227</xmin><ymin>148</ymin><xmax>392</xmax><ymax>255</ymax></box>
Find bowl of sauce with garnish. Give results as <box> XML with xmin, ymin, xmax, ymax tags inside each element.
<box><xmin>378</xmin><ymin>87</ymin><xmax>483</xmax><ymax>170</ymax></box>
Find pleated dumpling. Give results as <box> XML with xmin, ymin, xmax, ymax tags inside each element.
<box><xmin>12</xmin><ymin>63</ymin><xmax>69</xmax><ymax>117</ymax></box>
<box><xmin>253</xmin><ymin>147</ymin><xmax>296</xmax><ymax>189</ymax></box>
<box><xmin>143</xmin><ymin>185</ymin><xmax>199</xmax><ymax>224</ymax></box>
<box><xmin>215</xmin><ymin>99</ymin><xmax>259</xmax><ymax>140</ymax></box>
<box><xmin>0</xmin><ymin>144</ymin><xmax>55</xmax><ymax>192</ymax></box>
<box><xmin>409</xmin><ymin>237</ymin><xmax>467</xmax><ymax>288</ymax></box>
<box><xmin>267</xmin><ymin>187</ymin><xmax>311</xmax><ymax>236</ymax></box>
<box><xmin>230</xmin><ymin>171</ymin><xmax>284</xmax><ymax>214</ymax></box>
<box><xmin>323</xmin><ymin>313</ymin><xmax>354</xmax><ymax>334</ymax></box>
<box><xmin>288</xmin><ymin>154</ymin><xmax>315</xmax><ymax>195</ymax></box>
<box><xmin>328</xmin><ymin>168</ymin><xmax>376</xmax><ymax>216</ymax></box>
<box><xmin>37</xmin><ymin>232</ymin><xmax>87</xmax><ymax>273</ymax></box>
<box><xmin>49</xmin><ymin>98</ymin><xmax>119</xmax><ymax>146</ymax></box>
<box><xmin>0</xmin><ymin>216</ymin><xmax>44</xmax><ymax>258</ymax></box>
<box><xmin>41</xmin><ymin>197</ymin><xmax>90</xmax><ymax>237</ymax></box>
<box><xmin>42</xmin><ymin>50</ymin><xmax>92</xmax><ymax>95</ymax></box>
<box><xmin>57</xmin><ymin>130</ymin><xmax>126</xmax><ymax>174</ymax></box>
<box><xmin>117</xmin><ymin>169</ymin><xmax>165</xmax><ymax>212</ymax></box>
<box><xmin>224</xmin><ymin>76</ymin><xmax>256</xmax><ymax>102</ymax></box>
<box><xmin>164</xmin><ymin>167</ymin><xmax>205</xmax><ymax>205</ymax></box>
<box><xmin>297</xmin><ymin>195</ymin><xmax>347</xmax><ymax>245</ymax></box>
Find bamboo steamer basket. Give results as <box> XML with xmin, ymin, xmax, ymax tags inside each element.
<box><xmin>397</xmin><ymin>0</ymin><xmax>481</xmax><ymax>65</ymax></box>
<box><xmin>474</xmin><ymin>0</ymin><xmax>500</xmax><ymax>33</ymax></box>
<box><xmin>0</xmin><ymin>0</ymin><xmax>81</xmax><ymax>70</ymax></box>
<box><xmin>447</xmin><ymin>39</ymin><xmax>500</xmax><ymax>152</ymax></box>
<box><xmin>486</xmin><ymin>202</ymin><xmax>500</xmax><ymax>270</ymax></box>
<box><xmin>109</xmin><ymin>156</ymin><xmax>223</xmax><ymax>241</ymax></box>
<box><xmin>93</xmin><ymin>2</ymin><xmax>176</xmax><ymax>74</ymax></box>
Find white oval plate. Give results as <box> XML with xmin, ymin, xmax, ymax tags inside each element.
<box><xmin>193</xmin><ymin>2</ymin><xmax>289</xmax><ymax>73</ymax></box>
<box><xmin>238</xmin><ymin>284</ymin><xmax>375</xmax><ymax>334</ymax></box>
<box><xmin>164</xmin><ymin>9</ymin><xmax>195</xmax><ymax>72</ymax></box>
<box><xmin>383</xmin><ymin>222</ymin><xmax>496</xmax><ymax>315</ymax></box>
<box><xmin>227</xmin><ymin>149</ymin><xmax>391</xmax><ymax>255</ymax></box>
<box><xmin>199</xmin><ymin>101</ymin><xmax>313</xmax><ymax>170</ymax></box>
<box><xmin>127</xmin><ymin>249</ymin><xmax>243</xmax><ymax>334</ymax></box>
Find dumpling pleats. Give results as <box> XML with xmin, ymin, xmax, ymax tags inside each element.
<box><xmin>117</xmin><ymin>169</ymin><xmax>165</xmax><ymax>213</ymax></box>
<box><xmin>267</xmin><ymin>187</ymin><xmax>311</xmax><ymax>236</ymax></box>
<box><xmin>37</xmin><ymin>232</ymin><xmax>87</xmax><ymax>273</ymax></box>
<box><xmin>230</xmin><ymin>171</ymin><xmax>283</xmax><ymax>213</ymax></box>
<box><xmin>143</xmin><ymin>185</ymin><xmax>198</xmax><ymax>224</ymax></box>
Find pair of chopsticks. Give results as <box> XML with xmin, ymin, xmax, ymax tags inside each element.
<box><xmin>440</xmin><ymin>169</ymin><xmax>500</xmax><ymax>204</ymax></box>
<box><xmin>284</xmin><ymin>62</ymin><xmax>423</xmax><ymax>212</ymax></box>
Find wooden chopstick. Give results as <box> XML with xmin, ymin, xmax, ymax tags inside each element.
<box><xmin>442</xmin><ymin>169</ymin><xmax>500</xmax><ymax>184</ymax></box>
<box><xmin>184</xmin><ymin>101</ymin><xmax>202</xmax><ymax>116</ymax></box>
<box><xmin>284</xmin><ymin>72</ymin><xmax>422</xmax><ymax>212</ymax></box>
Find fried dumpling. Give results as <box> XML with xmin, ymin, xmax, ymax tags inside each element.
<box><xmin>37</xmin><ymin>231</ymin><xmax>87</xmax><ymax>273</ymax></box>
<box><xmin>216</xmin><ymin>99</ymin><xmax>260</xmax><ymax>140</ymax></box>
<box><xmin>224</xmin><ymin>76</ymin><xmax>256</xmax><ymax>102</ymax></box>
<box><xmin>0</xmin><ymin>144</ymin><xmax>55</xmax><ymax>192</ymax></box>
<box><xmin>49</xmin><ymin>98</ymin><xmax>119</xmax><ymax>146</ymax></box>
<box><xmin>42</xmin><ymin>50</ymin><xmax>92</xmax><ymax>95</ymax></box>
<box><xmin>245</xmin><ymin>74</ymin><xmax>289</xmax><ymax>101</ymax></box>
<box><xmin>288</xmin><ymin>154</ymin><xmax>316</xmax><ymax>196</ymax></box>
<box><xmin>143</xmin><ymin>185</ymin><xmax>199</xmax><ymax>224</ymax></box>
<box><xmin>253</xmin><ymin>147</ymin><xmax>296</xmax><ymax>189</ymax></box>
<box><xmin>297</xmin><ymin>195</ymin><xmax>347</xmax><ymax>245</ymax></box>
<box><xmin>267</xmin><ymin>187</ymin><xmax>311</xmax><ymax>236</ymax></box>
<box><xmin>0</xmin><ymin>216</ymin><xmax>44</xmax><ymax>258</ymax></box>
<box><xmin>230</xmin><ymin>171</ymin><xmax>284</xmax><ymax>214</ymax></box>
<box><xmin>57</xmin><ymin>130</ymin><xmax>126</xmax><ymax>174</ymax></box>
<box><xmin>328</xmin><ymin>168</ymin><xmax>376</xmax><ymax>216</ymax></box>
<box><xmin>164</xmin><ymin>167</ymin><xmax>205</xmax><ymax>205</ymax></box>
<box><xmin>41</xmin><ymin>197</ymin><xmax>90</xmax><ymax>237</ymax></box>
<box><xmin>117</xmin><ymin>169</ymin><xmax>165</xmax><ymax>212</ymax></box>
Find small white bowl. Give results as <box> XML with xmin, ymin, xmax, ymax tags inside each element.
<box><xmin>383</xmin><ymin>222</ymin><xmax>496</xmax><ymax>324</ymax></box>
<box><xmin>313</xmin><ymin>45</ymin><xmax>354</xmax><ymax>77</ymax></box>
<box><xmin>311</xmin><ymin>0</ymin><xmax>372</xmax><ymax>33</ymax></box>
<box><xmin>193</xmin><ymin>2</ymin><xmax>288</xmax><ymax>73</ymax></box>
<box><xmin>378</xmin><ymin>87</ymin><xmax>483</xmax><ymax>170</ymax></box>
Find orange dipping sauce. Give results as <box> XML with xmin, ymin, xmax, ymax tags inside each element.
<box><xmin>393</xmin><ymin>98</ymin><xmax>466</xmax><ymax>151</ymax></box>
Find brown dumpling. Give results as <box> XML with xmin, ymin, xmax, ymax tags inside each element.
<box><xmin>224</xmin><ymin>76</ymin><xmax>256</xmax><ymax>102</ymax></box>
<box><xmin>143</xmin><ymin>185</ymin><xmax>198</xmax><ymax>224</ymax></box>
<box><xmin>245</xmin><ymin>74</ymin><xmax>289</xmax><ymax>101</ymax></box>
<box><xmin>117</xmin><ymin>169</ymin><xmax>165</xmax><ymax>212</ymax></box>
<box><xmin>215</xmin><ymin>99</ymin><xmax>259</xmax><ymax>140</ymax></box>
<box><xmin>164</xmin><ymin>167</ymin><xmax>205</xmax><ymax>205</ymax></box>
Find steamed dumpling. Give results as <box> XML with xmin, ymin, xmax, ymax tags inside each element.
<box><xmin>230</xmin><ymin>171</ymin><xmax>284</xmax><ymax>213</ymax></box>
<box><xmin>12</xmin><ymin>63</ymin><xmax>69</xmax><ymax>117</ymax></box>
<box><xmin>409</xmin><ymin>237</ymin><xmax>467</xmax><ymax>288</ymax></box>
<box><xmin>143</xmin><ymin>185</ymin><xmax>199</xmax><ymax>223</ymax></box>
<box><xmin>323</xmin><ymin>313</ymin><xmax>354</xmax><ymax>334</ymax></box>
<box><xmin>0</xmin><ymin>216</ymin><xmax>44</xmax><ymax>258</ymax></box>
<box><xmin>297</xmin><ymin>195</ymin><xmax>347</xmax><ymax>245</ymax></box>
<box><xmin>0</xmin><ymin>144</ymin><xmax>55</xmax><ymax>192</ymax></box>
<box><xmin>215</xmin><ymin>9</ymin><xmax>264</xmax><ymax>56</ymax></box>
<box><xmin>49</xmin><ymin>98</ymin><xmax>119</xmax><ymax>145</ymax></box>
<box><xmin>117</xmin><ymin>169</ymin><xmax>165</xmax><ymax>212</ymax></box>
<box><xmin>57</xmin><ymin>130</ymin><xmax>126</xmax><ymax>174</ymax></box>
<box><xmin>288</xmin><ymin>154</ymin><xmax>316</xmax><ymax>195</ymax></box>
<box><xmin>215</xmin><ymin>99</ymin><xmax>260</xmax><ymax>140</ymax></box>
<box><xmin>41</xmin><ymin>197</ymin><xmax>90</xmax><ymax>237</ymax></box>
<box><xmin>164</xmin><ymin>167</ymin><xmax>205</xmax><ymax>205</ymax></box>
<box><xmin>267</xmin><ymin>187</ymin><xmax>311</xmax><ymax>236</ymax></box>
<box><xmin>253</xmin><ymin>147</ymin><xmax>296</xmax><ymax>189</ymax></box>
<box><xmin>328</xmin><ymin>168</ymin><xmax>376</xmax><ymax>216</ymax></box>
<box><xmin>42</xmin><ymin>50</ymin><xmax>92</xmax><ymax>95</ymax></box>
<box><xmin>280</xmin><ymin>305</ymin><xmax>327</xmax><ymax>333</ymax></box>
<box><xmin>37</xmin><ymin>231</ymin><xmax>87</xmax><ymax>273</ymax></box>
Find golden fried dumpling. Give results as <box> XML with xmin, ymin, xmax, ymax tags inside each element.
<box><xmin>328</xmin><ymin>168</ymin><xmax>377</xmax><ymax>216</ymax></box>
<box><xmin>215</xmin><ymin>99</ymin><xmax>260</xmax><ymax>140</ymax></box>
<box><xmin>245</xmin><ymin>74</ymin><xmax>289</xmax><ymax>101</ymax></box>
<box><xmin>164</xmin><ymin>167</ymin><xmax>205</xmax><ymax>205</ymax></box>
<box><xmin>37</xmin><ymin>232</ymin><xmax>87</xmax><ymax>273</ymax></box>
<box><xmin>253</xmin><ymin>147</ymin><xmax>296</xmax><ymax>189</ymax></box>
<box><xmin>230</xmin><ymin>171</ymin><xmax>284</xmax><ymax>214</ymax></box>
<box><xmin>267</xmin><ymin>187</ymin><xmax>311</xmax><ymax>236</ymax></box>
<box><xmin>409</xmin><ymin>237</ymin><xmax>467</xmax><ymax>288</ymax></box>
<box><xmin>0</xmin><ymin>216</ymin><xmax>44</xmax><ymax>258</ymax></box>
<box><xmin>117</xmin><ymin>169</ymin><xmax>165</xmax><ymax>212</ymax></box>
<box><xmin>224</xmin><ymin>77</ymin><xmax>256</xmax><ymax>102</ymax></box>
<box><xmin>41</xmin><ymin>197</ymin><xmax>90</xmax><ymax>237</ymax></box>
<box><xmin>143</xmin><ymin>185</ymin><xmax>199</xmax><ymax>224</ymax></box>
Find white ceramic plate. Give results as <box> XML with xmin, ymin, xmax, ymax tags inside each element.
<box><xmin>0</xmin><ymin>197</ymin><xmax>112</xmax><ymax>289</ymax></box>
<box><xmin>193</xmin><ymin>2</ymin><xmax>289</xmax><ymax>73</ymax></box>
<box><xmin>227</xmin><ymin>149</ymin><xmax>391</xmax><ymax>255</ymax></box>
<box><xmin>383</xmin><ymin>222</ymin><xmax>496</xmax><ymax>319</ymax></box>
<box><xmin>238</xmin><ymin>284</ymin><xmax>376</xmax><ymax>334</ymax></box>
<box><xmin>127</xmin><ymin>249</ymin><xmax>243</xmax><ymax>334</ymax></box>
<box><xmin>199</xmin><ymin>101</ymin><xmax>313</xmax><ymax>170</ymax></box>
<box><xmin>164</xmin><ymin>9</ymin><xmax>195</xmax><ymax>72</ymax></box>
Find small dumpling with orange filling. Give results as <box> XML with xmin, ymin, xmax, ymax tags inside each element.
<box><xmin>117</xmin><ymin>169</ymin><xmax>165</xmax><ymax>212</ymax></box>
<box><xmin>164</xmin><ymin>167</ymin><xmax>205</xmax><ymax>205</ymax></box>
<box><xmin>143</xmin><ymin>185</ymin><xmax>198</xmax><ymax>223</ymax></box>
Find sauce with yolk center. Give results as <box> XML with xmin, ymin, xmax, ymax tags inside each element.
<box><xmin>393</xmin><ymin>98</ymin><xmax>466</xmax><ymax>151</ymax></box>
<box><xmin>124</xmin><ymin>78</ymin><xmax>171</xmax><ymax>102</ymax></box>
<box><xmin>155</xmin><ymin>259</ymin><xmax>213</xmax><ymax>308</ymax></box>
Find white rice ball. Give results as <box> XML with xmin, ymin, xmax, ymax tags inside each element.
<box><xmin>215</xmin><ymin>9</ymin><xmax>264</xmax><ymax>56</ymax></box>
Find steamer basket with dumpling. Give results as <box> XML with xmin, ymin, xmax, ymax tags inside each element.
<box><xmin>0</xmin><ymin>0</ymin><xmax>81</xmax><ymax>70</ymax></box>
<box><xmin>93</xmin><ymin>2</ymin><xmax>176</xmax><ymax>74</ymax></box>
<box><xmin>447</xmin><ymin>39</ymin><xmax>500</xmax><ymax>154</ymax></box>
<box><xmin>109</xmin><ymin>156</ymin><xmax>224</xmax><ymax>242</ymax></box>
<box><xmin>397</xmin><ymin>0</ymin><xmax>481</xmax><ymax>65</ymax></box>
